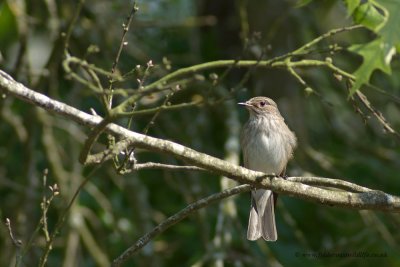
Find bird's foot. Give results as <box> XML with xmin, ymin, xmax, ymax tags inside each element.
<box><xmin>278</xmin><ymin>174</ymin><xmax>288</xmax><ymax>180</ymax></box>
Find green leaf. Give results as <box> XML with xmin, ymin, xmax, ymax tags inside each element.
<box><xmin>348</xmin><ymin>38</ymin><xmax>392</xmax><ymax>95</ymax></box>
<box><xmin>346</xmin><ymin>0</ymin><xmax>400</xmax><ymax>94</ymax></box>
<box><xmin>376</xmin><ymin>0</ymin><xmax>400</xmax><ymax>50</ymax></box>
<box><xmin>344</xmin><ymin>0</ymin><xmax>361</xmax><ymax>16</ymax></box>
<box><xmin>353</xmin><ymin>2</ymin><xmax>385</xmax><ymax>31</ymax></box>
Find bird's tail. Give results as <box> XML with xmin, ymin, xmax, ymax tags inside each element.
<box><xmin>247</xmin><ymin>189</ymin><xmax>277</xmax><ymax>241</ymax></box>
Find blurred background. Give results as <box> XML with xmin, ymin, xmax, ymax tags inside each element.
<box><xmin>1</xmin><ymin>0</ymin><xmax>400</xmax><ymax>266</ymax></box>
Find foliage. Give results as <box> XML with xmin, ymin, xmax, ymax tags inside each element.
<box><xmin>345</xmin><ymin>0</ymin><xmax>400</xmax><ymax>93</ymax></box>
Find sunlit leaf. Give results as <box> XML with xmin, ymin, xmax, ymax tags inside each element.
<box><xmin>346</xmin><ymin>0</ymin><xmax>400</xmax><ymax>94</ymax></box>
<box><xmin>344</xmin><ymin>0</ymin><xmax>361</xmax><ymax>16</ymax></box>
<box><xmin>353</xmin><ymin>2</ymin><xmax>385</xmax><ymax>31</ymax></box>
<box><xmin>348</xmin><ymin>38</ymin><xmax>392</xmax><ymax>94</ymax></box>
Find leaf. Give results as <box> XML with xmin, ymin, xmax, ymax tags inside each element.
<box><xmin>344</xmin><ymin>0</ymin><xmax>361</xmax><ymax>16</ymax></box>
<box><xmin>353</xmin><ymin>2</ymin><xmax>385</xmax><ymax>31</ymax></box>
<box><xmin>346</xmin><ymin>0</ymin><xmax>400</xmax><ymax>94</ymax></box>
<box><xmin>376</xmin><ymin>0</ymin><xmax>400</xmax><ymax>50</ymax></box>
<box><xmin>348</xmin><ymin>38</ymin><xmax>392</xmax><ymax>95</ymax></box>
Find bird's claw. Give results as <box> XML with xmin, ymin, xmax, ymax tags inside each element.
<box><xmin>278</xmin><ymin>174</ymin><xmax>288</xmax><ymax>179</ymax></box>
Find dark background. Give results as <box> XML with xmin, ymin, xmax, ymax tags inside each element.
<box><xmin>1</xmin><ymin>0</ymin><xmax>399</xmax><ymax>266</ymax></box>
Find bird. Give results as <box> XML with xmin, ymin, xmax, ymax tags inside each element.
<box><xmin>239</xmin><ymin>96</ymin><xmax>297</xmax><ymax>241</ymax></box>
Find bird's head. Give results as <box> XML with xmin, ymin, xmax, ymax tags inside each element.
<box><xmin>238</xmin><ymin>96</ymin><xmax>279</xmax><ymax>117</ymax></box>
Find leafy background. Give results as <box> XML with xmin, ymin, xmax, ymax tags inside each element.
<box><xmin>1</xmin><ymin>0</ymin><xmax>400</xmax><ymax>266</ymax></box>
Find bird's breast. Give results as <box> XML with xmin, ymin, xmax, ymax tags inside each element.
<box><xmin>244</xmin><ymin>129</ymin><xmax>289</xmax><ymax>174</ymax></box>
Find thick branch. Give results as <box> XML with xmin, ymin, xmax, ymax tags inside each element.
<box><xmin>131</xmin><ymin>162</ymin><xmax>205</xmax><ymax>172</ymax></box>
<box><xmin>1</xmin><ymin>70</ymin><xmax>400</xmax><ymax>211</ymax></box>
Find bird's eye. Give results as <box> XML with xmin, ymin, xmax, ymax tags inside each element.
<box><xmin>259</xmin><ymin>101</ymin><xmax>266</xmax><ymax>107</ymax></box>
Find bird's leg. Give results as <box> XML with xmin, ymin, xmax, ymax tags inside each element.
<box><xmin>278</xmin><ymin>168</ymin><xmax>288</xmax><ymax>179</ymax></box>
<box><xmin>278</xmin><ymin>174</ymin><xmax>288</xmax><ymax>179</ymax></box>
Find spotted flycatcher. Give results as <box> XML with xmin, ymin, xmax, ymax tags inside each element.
<box><xmin>239</xmin><ymin>96</ymin><xmax>297</xmax><ymax>241</ymax></box>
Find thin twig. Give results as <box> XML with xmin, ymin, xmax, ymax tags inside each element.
<box><xmin>291</xmin><ymin>25</ymin><xmax>363</xmax><ymax>55</ymax></box>
<box><xmin>365</xmin><ymin>83</ymin><xmax>400</xmax><ymax>104</ymax></box>
<box><xmin>18</xmin><ymin>170</ymin><xmax>59</xmax><ymax>265</ymax></box>
<box><xmin>38</xmin><ymin>165</ymin><xmax>101</xmax><ymax>267</ymax></box>
<box><xmin>111</xmin><ymin>184</ymin><xmax>251</xmax><ymax>267</ymax></box>
<box><xmin>142</xmin><ymin>92</ymin><xmax>172</xmax><ymax>135</ymax></box>
<box><xmin>286</xmin><ymin>62</ymin><xmax>334</xmax><ymax>107</ymax></box>
<box><xmin>113</xmin><ymin>99</ymin><xmax>202</xmax><ymax>117</ymax></box>
<box><xmin>347</xmin><ymin>79</ymin><xmax>400</xmax><ymax>141</ymax></box>
<box><xmin>264</xmin><ymin>25</ymin><xmax>362</xmax><ymax>65</ymax></box>
<box><xmin>5</xmin><ymin>218</ymin><xmax>23</xmax><ymax>267</ymax></box>
<box><xmin>5</xmin><ymin>218</ymin><xmax>22</xmax><ymax>247</ymax></box>
<box><xmin>355</xmin><ymin>90</ymin><xmax>400</xmax><ymax>140</ymax></box>
<box><xmin>112</xmin><ymin>58</ymin><xmax>354</xmax><ymax>113</ymax></box>
<box><xmin>117</xmin><ymin>92</ymin><xmax>175</xmax><ymax>173</ymax></box>
<box><xmin>63</xmin><ymin>0</ymin><xmax>85</xmax><ymax>52</ymax></box>
<box><xmin>108</xmin><ymin>2</ymin><xmax>139</xmax><ymax>109</ymax></box>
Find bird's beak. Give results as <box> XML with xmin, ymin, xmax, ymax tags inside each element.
<box><xmin>238</xmin><ymin>102</ymin><xmax>251</xmax><ymax>106</ymax></box>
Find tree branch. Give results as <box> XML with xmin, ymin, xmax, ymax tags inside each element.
<box><xmin>355</xmin><ymin>90</ymin><xmax>400</xmax><ymax>140</ymax></box>
<box><xmin>1</xmin><ymin>70</ymin><xmax>400</xmax><ymax>212</ymax></box>
<box><xmin>111</xmin><ymin>184</ymin><xmax>251</xmax><ymax>267</ymax></box>
<box><xmin>131</xmin><ymin>162</ymin><xmax>205</xmax><ymax>172</ymax></box>
<box><xmin>288</xmin><ymin>177</ymin><xmax>370</xmax><ymax>193</ymax></box>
